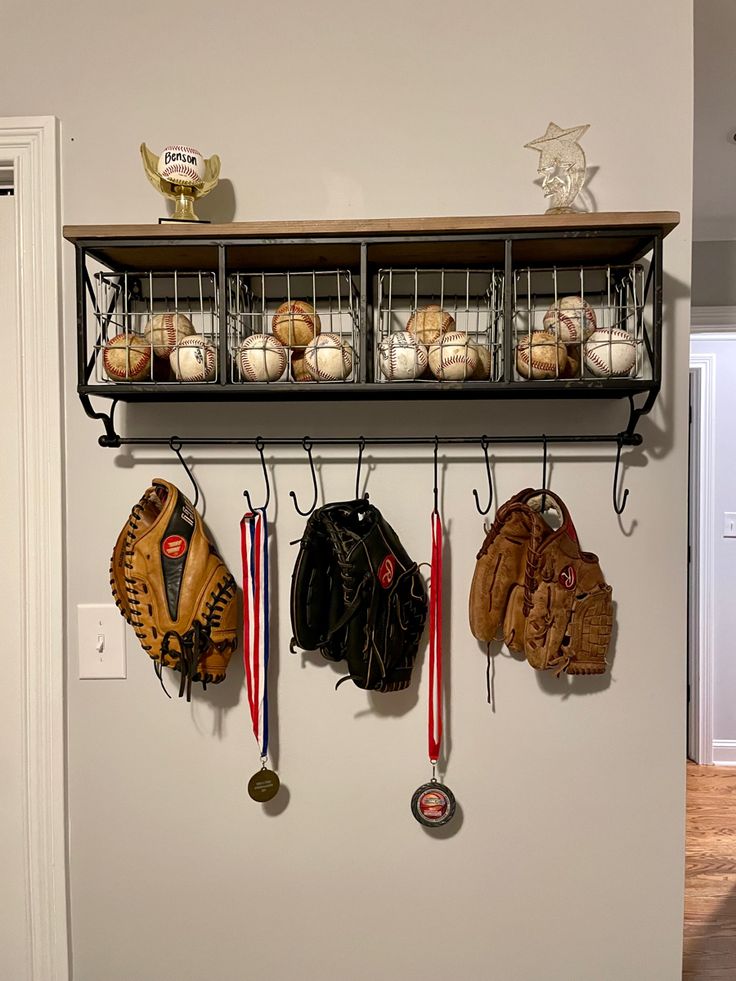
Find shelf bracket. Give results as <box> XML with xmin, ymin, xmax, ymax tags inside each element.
<box><xmin>79</xmin><ymin>394</ymin><xmax>121</xmax><ymax>447</ymax></box>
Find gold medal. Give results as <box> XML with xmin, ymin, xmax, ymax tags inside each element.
<box><xmin>248</xmin><ymin>767</ymin><xmax>280</xmax><ymax>802</ymax></box>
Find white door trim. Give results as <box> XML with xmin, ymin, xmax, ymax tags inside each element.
<box><xmin>688</xmin><ymin>352</ymin><xmax>716</xmax><ymax>765</ymax></box>
<box><xmin>0</xmin><ymin>116</ymin><xmax>69</xmax><ymax>980</ymax></box>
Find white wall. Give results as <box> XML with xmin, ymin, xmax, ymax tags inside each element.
<box><xmin>0</xmin><ymin>3</ymin><xmax>692</xmax><ymax>979</ymax></box>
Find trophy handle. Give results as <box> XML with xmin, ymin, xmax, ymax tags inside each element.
<box><xmin>140</xmin><ymin>143</ymin><xmax>168</xmax><ymax>196</ymax></box>
<box><xmin>199</xmin><ymin>155</ymin><xmax>221</xmax><ymax>199</ymax></box>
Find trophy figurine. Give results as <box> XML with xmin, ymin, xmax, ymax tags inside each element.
<box><xmin>524</xmin><ymin>122</ymin><xmax>589</xmax><ymax>214</ymax></box>
<box><xmin>140</xmin><ymin>143</ymin><xmax>221</xmax><ymax>222</ymax></box>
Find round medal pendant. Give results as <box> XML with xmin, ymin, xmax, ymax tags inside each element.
<box><xmin>411</xmin><ymin>780</ymin><xmax>456</xmax><ymax>828</ymax></box>
<box><xmin>248</xmin><ymin>768</ymin><xmax>280</xmax><ymax>802</ymax></box>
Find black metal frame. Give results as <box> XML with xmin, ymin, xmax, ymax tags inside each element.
<box><xmin>73</xmin><ymin>222</ymin><xmax>665</xmax><ymax>446</ymax></box>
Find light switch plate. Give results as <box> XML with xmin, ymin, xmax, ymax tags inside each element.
<box><xmin>77</xmin><ymin>604</ymin><xmax>126</xmax><ymax>679</ymax></box>
<box><xmin>724</xmin><ymin>513</ymin><xmax>736</xmax><ymax>539</ymax></box>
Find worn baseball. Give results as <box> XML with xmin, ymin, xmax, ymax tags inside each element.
<box><xmin>515</xmin><ymin>330</ymin><xmax>567</xmax><ymax>379</ymax></box>
<box><xmin>304</xmin><ymin>333</ymin><xmax>352</xmax><ymax>381</ymax></box>
<box><xmin>406</xmin><ymin>304</ymin><xmax>455</xmax><ymax>345</ymax></box>
<box><xmin>169</xmin><ymin>335</ymin><xmax>217</xmax><ymax>381</ymax></box>
<box><xmin>470</xmin><ymin>342</ymin><xmax>493</xmax><ymax>381</ymax></box>
<box><xmin>272</xmin><ymin>300</ymin><xmax>321</xmax><ymax>349</ymax></box>
<box><xmin>562</xmin><ymin>345</ymin><xmax>582</xmax><ymax>379</ymax></box>
<box><xmin>543</xmin><ymin>295</ymin><xmax>597</xmax><ymax>342</ymax></box>
<box><xmin>102</xmin><ymin>333</ymin><xmax>151</xmax><ymax>381</ymax></box>
<box><xmin>428</xmin><ymin>331</ymin><xmax>478</xmax><ymax>381</ymax></box>
<box><xmin>290</xmin><ymin>350</ymin><xmax>314</xmax><ymax>382</ymax></box>
<box><xmin>378</xmin><ymin>331</ymin><xmax>428</xmax><ymax>380</ymax></box>
<box><xmin>584</xmin><ymin>328</ymin><xmax>637</xmax><ymax>377</ymax></box>
<box><xmin>144</xmin><ymin>312</ymin><xmax>196</xmax><ymax>358</ymax></box>
<box><xmin>237</xmin><ymin>334</ymin><xmax>287</xmax><ymax>382</ymax></box>
<box><xmin>157</xmin><ymin>145</ymin><xmax>205</xmax><ymax>186</ymax></box>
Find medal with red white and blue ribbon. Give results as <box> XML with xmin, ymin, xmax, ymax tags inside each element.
<box><xmin>411</xmin><ymin>505</ymin><xmax>456</xmax><ymax>828</ymax></box>
<box><xmin>241</xmin><ymin>507</ymin><xmax>280</xmax><ymax>802</ymax></box>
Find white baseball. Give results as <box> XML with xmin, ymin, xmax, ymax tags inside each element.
<box><xmin>237</xmin><ymin>334</ymin><xmax>287</xmax><ymax>382</ymax></box>
<box><xmin>102</xmin><ymin>333</ymin><xmax>151</xmax><ymax>381</ymax></box>
<box><xmin>584</xmin><ymin>328</ymin><xmax>637</xmax><ymax>377</ymax></box>
<box><xmin>543</xmin><ymin>295</ymin><xmax>597</xmax><ymax>342</ymax></box>
<box><xmin>157</xmin><ymin>145</ymin><xmax>206</xmax><ymax>186</ymax></box>
<box><xmin>304</xmin><ymin>333</ymin><xmax>353</xmax><ymax>381</ymax></box>
<box><xmin>515</xmin><ymin>330</ymin><xmax>567</xmax><ymax>379</ymax></box>
<box><xmin>406</xmin><ymin>304</ymin><xmax>455</xmax><ymax>345</ymax></box>
<box><xmin>470</xmin><ymin>342</ymin><xmax>493</xmax><ymax>381</ymax></box>
<box><xmin>169</xmin><ymin>336</ymin><xmax>217</xmax><ymax>381</ymax></box>
<box><xmin>144</xmin><ymin>312</ymin><xmax>196</xmax><ymax>358</ymax></box>
<box><xmin>378</xmin><ymin>331</ymin><xmax>428</xmax><ymax>380</ymax></box>
<box><xmin>428</xmin><ymin>331</ymin><xmax>478</xmax><ymax>381</ymax></box>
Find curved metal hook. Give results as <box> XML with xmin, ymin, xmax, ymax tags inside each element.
<box><xmin>540</xmin><ymin>434</ymin><xmax>548</xmax><ymax>512</ymax></box>
<box><xmin>355</xmin><ymin>436</ymin><xmax>368</xmax><ymax>500</ymax></box>
<box><xmin>472</xmin><ymin>435</ymin><xmax>494</xmax><ymax>515</ymax></box>
<box><xmin>244</xmin><ymin>437</ymin><xmax>271</xmax><ymax>513</ymax></box>
<box><xmin>613</xmin><ymin>437</ymin><xmax>630</xmax><ymax>515</ymax></box>
<box><xmin>169</xmin><ymin>437</ymin><xmax>200</xmax><ymax>509</ymax></box>
<box><xmin>290</xmin><ymin>437</ymin><xmax>319</xmax><ymax>516</ymax></box>
<box><xmin>432</xmin><ymin>436</ymin><xmax>440</xmax><ymax>514</ymax></box>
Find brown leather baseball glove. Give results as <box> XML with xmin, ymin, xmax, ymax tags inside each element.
<box><xmin>110</xmin><ymin>478</ymin><xmax>238</xmax><ymax>699</ymax></box>
<box><xmin>469</xmin><ymin>489</ymin><xmax>613</xmax><ymax>676</ymax></box>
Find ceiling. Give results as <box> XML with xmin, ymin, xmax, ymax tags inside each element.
<box><xmin>694</xmin><ymin>0</ymin><xmax>736</xmax><ymax>240</ymax></box>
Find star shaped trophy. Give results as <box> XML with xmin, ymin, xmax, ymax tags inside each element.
<box><xmin>140</xmin><ymin>143</ymin><xmax>221</xmax><ymax>223</ymax></box>
<box><xmin>524</xmin><ymin>122</ymin><xmax>589</xmax><ymax>214</ymax></box>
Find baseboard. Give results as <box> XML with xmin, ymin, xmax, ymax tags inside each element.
<box><xmin>712</xmin><ymin>740</ymin><xmax>736</xmax><ymax>765</ymax></box>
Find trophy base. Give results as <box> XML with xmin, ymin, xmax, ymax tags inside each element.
<box><xmin>158</xmin><ymin>217</ymin><xmax>211</xmax><ymax>224</ymax></box>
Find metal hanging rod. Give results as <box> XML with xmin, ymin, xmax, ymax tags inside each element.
<box><xmin>105</xmin><ymin>432</ymin><xmax>642</xmax><ymax>448</ymax></box>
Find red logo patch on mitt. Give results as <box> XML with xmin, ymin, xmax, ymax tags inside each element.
<box><xmin>559</xmin><ymin>564</ymin><xmax>576</xmax><ymax>590</ymax></box>
<box><xmin>162</xmin><ymin>534</ymin><xmax>188</xmax><ymax>559</ymax></box>
<box><xmin>378</xmin><ymin>554</ymin><xmax>396</xmax><ymax>589</ymax></box>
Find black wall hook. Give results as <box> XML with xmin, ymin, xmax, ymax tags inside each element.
<box><xmin>432</xmin><ymin>436</ymin><xmax>440</xmax><ymax>514</ymax></box>
<box><xmin>613</xmin><ymin>438</ymin><xmax>630</xmax><ymax>515</ymax></box>
<box><xmin>355</xmin><ymin>436</ymin><xmax>369</xmax><ymax>500</ymax></box>
<box><xmin>244</xmin><ymin>436</ymin><xmax>271</xmax><ymax>513</ymax></box>
<box><xmin>540</xmin><ymin>435</ymin><xmax>548</xmax><ymax>511</ymax></box>
<box><xmin>169</xmin><ymin>437</ymin><xmax>200</xmax><ymax>509</ymax></box>
<box><xmin>472</xmin><ymin>435</ymin><xmax>494</xmax><ymax>515</ymax></box>
<box><xmin>290</xmin><ymin>437</ymin><xmax>319</xmax><ymax>516</ymax></box>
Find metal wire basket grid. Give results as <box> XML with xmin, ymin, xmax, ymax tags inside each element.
<box><xmin>227</xmin><ymin>269</ymin><xmax>361</xmax><ymax>384</ymax></box>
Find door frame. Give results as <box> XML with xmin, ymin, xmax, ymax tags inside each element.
<box><xmin>0</xmin><ymin>116</ymin><xmax>68</xmax><ymax>980</ymax></box>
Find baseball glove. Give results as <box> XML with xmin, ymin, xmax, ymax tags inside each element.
<box><xmin>110</xmin><ymin>478</ymin><xmax>238</xmax><ymax>699</ymax></box>
<box><xmin>290</xmin><ymin>498</ymin><xmax>428</xmax><ymax>692</ymax></box>
<box><xmin>469</xmin><ymin>489</ymin><xmax>613</xmax><ymax>675</ymax></box>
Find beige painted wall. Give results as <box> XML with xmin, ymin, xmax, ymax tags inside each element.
<box><xmin>1</xmin><ymin>2</ymin><xmax>692</xmax><ymax>979</ymax></box>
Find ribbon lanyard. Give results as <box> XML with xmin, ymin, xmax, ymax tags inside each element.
<box><xmin>428</xmin><ymin>508</ymin><xmax>443</xmax><ymax>767</ymax></box>
<box><xmin>240</xmin><ymin>508</ymin><xmax>270</xmax><ymax>762</ymax></box>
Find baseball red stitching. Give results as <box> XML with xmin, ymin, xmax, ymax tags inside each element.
<box><xmin>103</xmin><ymin>336</ymin><xmax>151</xmax><ymax>379</ymax></box>
<box><xmin>172</xmin><ymin>339</ymin><xmax>215</xmax><ymax>382</ymax></box>
<box><xmin>239</xmin><ymin>339</ymin><xmax>287</xmax><ymax>381</ymax></box>
<box><xmin>306</xmin><ymin>335</ymin><xmax>351</xmax><ymax>380</ymax></box>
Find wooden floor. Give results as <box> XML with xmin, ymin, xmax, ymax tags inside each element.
<box><xmin>684</xmin><ymin>762</ymin><xmax>736</xmax><ymax>979</ymax></box>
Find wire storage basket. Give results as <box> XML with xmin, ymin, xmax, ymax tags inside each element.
<box><xmin>375</xmin><ymin>268</ymin><xmax>504</xmax><ymax>383</ymax></box>
<box><xmin>227</xmin><ymin>270</ymin><xmax>360</xmax><ymax>384</ymax></box>
<box><xmin>90</xmin><ymin>269</ymin><xmax>220</xmax><ymax>384</ymax></box>
<box><xmin>512</xmin><ymin>264</ymin><xmax>651</xmax><ymax>384</ymax></box>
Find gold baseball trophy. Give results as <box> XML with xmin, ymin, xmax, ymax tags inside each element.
<box><xmin>524</xmin><ymin>122</ymin><xmax>590</xmax><ymax>214</ymax></box>
<box><xmin>140</xmin><ymin>143</ymin><xmax>221</xmax><ymax>223</ymax></box>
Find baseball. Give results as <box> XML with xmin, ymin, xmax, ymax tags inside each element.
<box><xmin>584</xmin><ymin>328</ymin><xmax>637</xmax><ymax>377</ymax></box>
<box><xmin>406</xmin><ymin>304</ymin><xmax>455</xmax><ymax>345</ymax></box>
<box><xmin>169</xmin><ymin>335</ymin><xmax>217</xmax><ymax>381</ymax></box>
<box><xmin>102</xmin><ymin>333</ymin><xmax>151</xmax><ymax>381</ymax></box>
<box><xmin>144</xmin><ymin>312</ymin><xmax>196</xmax><ymax>358</ymax></box>
<box><xmin>237</xmin><ymin>334</ymin><xmax>287</xmax><ymax>382</ymax></box>
<box><xmin>290</xmin><ymin>350</ymin><xmax>314</xmax><ymax>382</ymax></box>
<box><xmin>470</xmin><ymin>342</ymin><xmax>493</xmax><ymax>381</ymax></box>
<box><xmin>304</xmin><ymin>333</ymin><xmax>353</xmax><ymax>381</ymax></box>
<box><xmin>378</xmin><ymin>331</ymin><xmax>428</xmax><ymax>380</ymax></box>
<box><xmin>272</xmin><ymin>300</ymin><xmax>321</xmax><ymax>349</ymax></box>
<box><xmin>157</xmin><ymin>145</ymin><xmax>206</xmax><ymax>186</ymax></box>
<box><xmin>562</xmin><ymin>345</ymin><xmax>582</xmax><ymax>379</ymax></box>
<box><xmin>428</xmin><ymin>331</ymin><xmax>478</xmax><ymax>381</ymax></box>
<box><xmin>542</xmin><ymin>295</ymin><xmax>597</xmax><ymax>342</ymax></box>
<box><xmin>515</xmin><ymin>330</ymin><xmax>567</xmax><ymax>379</ymax></box>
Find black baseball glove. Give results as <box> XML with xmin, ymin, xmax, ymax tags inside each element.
<box><xmin>290</xmin><ymin>499</ymin><xmax>428</xmax><ymax>691</ymax></box>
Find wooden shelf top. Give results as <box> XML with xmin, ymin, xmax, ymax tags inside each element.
<box><xmin>64</xmin><ymin>211</ymin><xmax>679</xmax><ymax>243</ymax></box>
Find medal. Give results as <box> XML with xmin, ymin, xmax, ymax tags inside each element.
<box><xmin>241</xmin><ymin>506</ymin><xmax>279</xmax><ymax>802</ymax></box>
<box><xmin>412</xmin><ymin>502</ymin><xmax>456</xmax><ymax>827</ymax></box>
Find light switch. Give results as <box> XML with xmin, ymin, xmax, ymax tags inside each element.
<box><xmin>77</xmin><ymin>604</ymin><xmax>126</xmax><ymax>679</ymax></box>
<box><xmin>724</xmin><ymin>513</ymin><xmax>736</xmax><ymax>539</ymax></box>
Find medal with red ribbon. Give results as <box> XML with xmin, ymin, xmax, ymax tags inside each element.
<box><xmin>241</xmin><ymin>507</ymin><xmax>280</xmax><ymax>802</ymax></box>
<box><xmin>411</xmin><ymin>445</ymin><xmax>456</xmax><ymax>828</ymax></box>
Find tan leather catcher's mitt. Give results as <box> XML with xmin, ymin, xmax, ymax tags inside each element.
<box><xmin>111</xmin><ymin>478</ymin><xmax>237</xmax><ymax>699</ymax></box>
<box><xmin>469</xmin><ymin>489</ymin><xmax>613</xmax><ymax>675</ymax></box>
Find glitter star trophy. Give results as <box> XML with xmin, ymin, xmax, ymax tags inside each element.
<box><xmin>524</xmin><ymin>122</ymin><xmax>590</xmax><ymax>214</ymax></box>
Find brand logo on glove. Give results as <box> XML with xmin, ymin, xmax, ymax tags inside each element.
<box><xmin>378</xmin><ymin>554</ymin><xmax>396</xmax><ymax>588</ymax></box>
<box><xmin>559</xmin><ymin>565</ymin><xmax>576</xmax><ymax>590</ymax></box>
<box><xmin>162</xmin><ymin>535</ymin><xmax>188</xmax><ymax>559</ymax></box>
